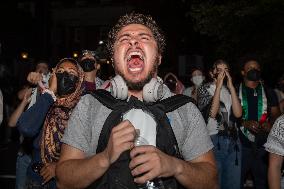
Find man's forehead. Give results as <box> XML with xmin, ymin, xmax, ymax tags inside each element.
<box><xmin>58</xmin><ymin>61</ymin><xmax>77</xmax><ymax>69</ymax></box>
<box><xmin>117</xmin><ymin>24</ymin><xmax>153</xmax><ymax>36</ymax></box>
<box><xmin>244</xmin><ymin>60</ymin><xmax>260</xmax><ymax>69</ymax></box>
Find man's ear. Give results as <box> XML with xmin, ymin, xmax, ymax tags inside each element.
<box><xmin>241</xmin><ymin>70</ymin><xmax>245</xmax><ymax>77</ymax></box>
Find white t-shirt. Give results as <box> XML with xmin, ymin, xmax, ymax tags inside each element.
<box><xmin>123</xmin><ymin>109</ymin><xmax>156</xmax><ymax>146</ymax></box>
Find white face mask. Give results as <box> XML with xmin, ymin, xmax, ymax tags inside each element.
<box><xmin>191</xmin><ymin>75</ymin><xmax>204</xmax><ymax>86</ymax></box>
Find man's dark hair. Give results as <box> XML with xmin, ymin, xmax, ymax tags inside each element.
<box><xmin>238</xmin><ymin>54</ymin><xmax>260</xmax><ymax>70</ymax></box>
<box><xmin>107</xmin><ymin>12</ymin><xmax>166</xmax><ymax>57</ymax></box>
<box><xmin>33</xmin><ymin>59</ymin><xmax>50</xmax><ymax>71</ymax></box>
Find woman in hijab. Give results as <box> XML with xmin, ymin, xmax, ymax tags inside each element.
<box><xmin>17</xmin><ymin>58</ymin><xmax>84</xmax><ymax>189</ymax></box>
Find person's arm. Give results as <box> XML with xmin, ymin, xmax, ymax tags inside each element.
<box><xmin>17</xmin><ymin>93</ymin><xmax>54</xmax><ymax>137</ymax></box>
<box><xmin>268</xmin><ymin>153</ymin><xmax>283</xmax><ymax>189</ymax></box>
<box><xmin>56</xmin><ymin>144</ymin><xmax>109</xmax><ymax>189</ymax></box>
<box><xmin>225</xmin><ymin>71</ymin><xmax>242</xmax><ymax>118</ymax></box>
<box><xmin>17</xmin><ymin>86</ymin><xmax>31</xmax><ymax>101</ymax></box>
<box><xmin>174</xmin><ymin>151</ymin><xmax>217</xmax><ymax>189</ymax></box>
<box><xmin>8</xmin><ymin>88</ymin><xmax>32</xmax><ymax>127</ymax></box>
<box><xmin>259</xmin><ymin>88</ymin><xmax>281</xmax><ymax>132</ymax></box>
<box><xmin>17</xmin><ymin>71</ymin><xmax>57</xmax><ymax>136</ymax></box>
<box><xmin>56</xmin><ymin>120</ymin><xmax>136</xmax><ymax>189</ymax></box>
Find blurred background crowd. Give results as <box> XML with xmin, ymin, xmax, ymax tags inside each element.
<box><xmin>0</xmin><ymin>0</ymin><xmax>284</xmax><ymax>189</ymax></box>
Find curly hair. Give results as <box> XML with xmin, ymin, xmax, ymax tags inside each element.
<box><xmin>107</xmin><ymin>12</ymin><xmax>166</xmax><ymax>57</ymax></box>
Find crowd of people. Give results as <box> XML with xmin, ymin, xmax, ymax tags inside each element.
<box><xmin>0</xmin><ymin>12</ymin><xmax>283</xmax><ymax>189</ymax></box>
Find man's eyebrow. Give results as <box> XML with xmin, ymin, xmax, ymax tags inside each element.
<box><xmin>117</xmin><ymin>33</ymin><xmax>131</xmax><ymax>40</ymax></box>
<box><xmin>138</xmin><ymin>33</ymin><xmax>153</xmax><ymax>37</ymax></box>
<box><xmin>117</xmin><ymin>32</ymin><xmax>153</xmax><ymax>40</ymax></box>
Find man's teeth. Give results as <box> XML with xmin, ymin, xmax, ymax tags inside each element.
<box><xmin>127</xmin><ymin>51</ymin><xmax>144</xmax><ymax>61</ymax></box>
<box><xmin>129</xmin><ymin>67</ymin><xmax>142</xmax><ymax>72</ymax></box>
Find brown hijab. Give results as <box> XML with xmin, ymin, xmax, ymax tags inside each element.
<box><xmin>40</xmin><ymin>58</ymin><xmax>84</xmax><ymax>164</ymax></box>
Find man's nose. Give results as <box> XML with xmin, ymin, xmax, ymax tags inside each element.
<box><xmin>129</xmin><ymin>37</ymin><xmax>139</xmax><ymax>46</ymax></box>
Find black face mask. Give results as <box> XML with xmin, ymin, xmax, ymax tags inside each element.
<box><xmin>246</xmin><ymin>69</ymin><xmax>261</xmax><ymax>81</ymax></box>
<box><xmin>56</xmin><ymin>72</ymin><xmax>78</xmax><ymax>97</ymax></box>
<box><xmin>80</xmin><ymin>58</ymin><xmax>96</xmax><ymax>72</ymax></box>
<box><xmin>165</xmin><ymin>75</ymin><xmax>177</xmax><ymax>92</ymax></box>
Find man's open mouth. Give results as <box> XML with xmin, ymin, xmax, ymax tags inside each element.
<box><xmin>126</xmin><ymin>51</ymin><xmax>144</xmax><ymax>72</ymax></box>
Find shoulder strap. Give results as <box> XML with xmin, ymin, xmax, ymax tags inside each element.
<box><xmin>86</xmin><ymin>89</ymin><xmax>118</xmax><ymax>110</ymax></box>
<box><xmin>156</xmin><ymin>94</ymin><xmax>196</xmax><ymax>113</ymax></box>
<box><xmin>147</xmin><ymin>94</ymin><xmax>195</xmax><ymax>160</ymax></box>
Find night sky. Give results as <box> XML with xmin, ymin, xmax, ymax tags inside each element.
<box><xmin>0</xmin><ymin>0</ymin><xmax>284</xmax><ymax>88</ymax></box>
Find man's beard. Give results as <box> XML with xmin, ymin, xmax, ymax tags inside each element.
<box><xmin>115</xmin><ymin>56</ymin><xmax>159</xmax><ymax>91</ymax></box>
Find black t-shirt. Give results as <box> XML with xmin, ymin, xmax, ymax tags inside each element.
<box><xmin>238</xmin><ymin>83</ymin><xmax>278</xmax><ymax>148</ymax></box>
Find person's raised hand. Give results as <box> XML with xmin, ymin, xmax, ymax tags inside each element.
<box><xmin>48</xmin><ymin>69</ymin><xmax>57</xmax><ymax>94</ymax></box>
<box><xmin>216</xmin><ymin>71</ymin><xmax>225</xmax><ymax>89</ymax></box>
<box><xmin>27</xmin><ymin>72</ymin><xmax>43</xmax><ymax>85</ymax></box>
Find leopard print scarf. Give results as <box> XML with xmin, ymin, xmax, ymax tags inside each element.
<box><xmin>40</xmin><ymin>58</ymin><xmax>84</xmax><ymax>164</ymax></box>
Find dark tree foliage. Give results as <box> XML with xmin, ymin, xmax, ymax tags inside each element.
<box><xmin>190</xmin><ymin>0</ymin><xmax>284</xmax><ymax>86</ymax></box>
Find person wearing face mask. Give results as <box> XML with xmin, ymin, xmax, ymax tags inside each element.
<box><xmin>9</xmin><ymin>60</ymin><xmax>50</xmax><ymax>189</ymax></box>
<box><xmin>16</xmin><ymin>58</ymin><xmax>84</xmax><ymax>189</ymax></box>
<box><xmin>79</xmin><ymin>50</ymin><xmax>104</xmax><ymax>94</ymax></box>
<box><xmin>236</xmin><ymin>57</ymin><xmax>280</xmax><ymax>189</ymax></box>
<box><xmin>183</xmin><ymin>67</ymin><xmax>205</xmax><ymax>102</ymax></box>
<box><xmin>163</xmin><ymin>72</ymin><xmax>185</xmax><ymax>94</ymax></box>
<box><xmin>197</xmin><ymin>59</ymin><xmax>242</xmax><ymax>189</ymax></box>
<box><xmin>18</xmin><ymin>60</ymin><xmax>51</xmax><ymax>107</ymax></box>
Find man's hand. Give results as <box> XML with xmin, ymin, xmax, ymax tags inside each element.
<box><xmin>259</xmin><ymin>121</ymin><xmax>272</xmax><ymax>133</ymax></box>
<box><xmin>102</xmin><ymin>120</ymin><xmax>136</xmax><ymax>165</ymax></box>
<box><xmin>40</xmin><ymin>162</ymin><xmax>56</xmax><ymax>184</ymax></box>
<box><xmin>27</xmin><ymin>72</ymin><xmax>43</xmax><ymax>85</ymax></box>
<box><xmin>242</xmin><ymin>120</ymin><xmax>260</xmax><ymax>133</ymax></box>
<box><xmin>129</xmin><ymin>146</ymin><xmax>176</xmax><ymax>184</ymax></box>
